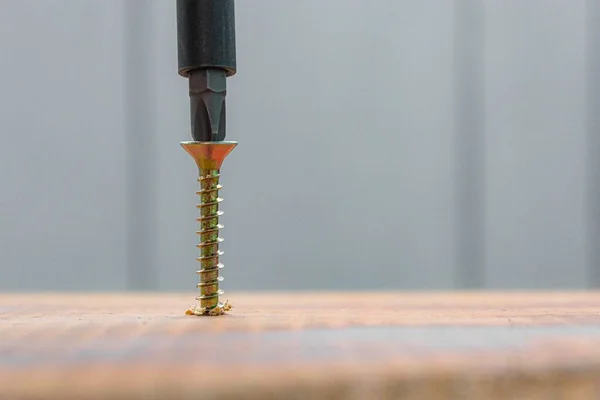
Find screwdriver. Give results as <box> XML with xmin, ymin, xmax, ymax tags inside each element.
<box><xmin>176</xmin><ymin>0</ymin><xmax>236</xmax><ymax>141</ymax></box>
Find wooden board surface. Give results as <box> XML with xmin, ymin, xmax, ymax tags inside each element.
<box><xmin>2</xmin><ymin>291</ymin><xmax>600</xmax><ymax>399</ymax></box>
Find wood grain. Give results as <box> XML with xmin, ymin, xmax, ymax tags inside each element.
<box><xmin>2</xmin><ymin>291</ymin><xmax>600</xmax><ymax>399</ymax></box>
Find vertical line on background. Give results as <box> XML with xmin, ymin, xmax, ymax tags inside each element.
<box><xmin>454</xmin><ymin>0</ymin><xmax>486</xmax><ymax>289</ymax></box>
<box><xmin>586</xmin><ymin>0</ymin><xmax>600</xmax><ymax>288</ymax></box>
<box><xmin>124</xmin><ymin>1</ymin><xmax>158</xmax><ymax>290</ymax></box>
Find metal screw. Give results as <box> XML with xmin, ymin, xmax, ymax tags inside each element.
<box><xmin>181</xmin><ymin>141</ymin><xmax>237</xmax><ymax>316</ymax></box>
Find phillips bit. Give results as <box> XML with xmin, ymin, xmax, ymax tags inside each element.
<box><xmin>189</xmin><ymin>68</ymin><xmax>227</xmax><ymax>142</ymax></box>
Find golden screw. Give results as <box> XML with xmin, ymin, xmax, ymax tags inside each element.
<box><xmin>181</xmin><ymin>141</ymin><xmax>237</xmax><ymax>316</ymax></box>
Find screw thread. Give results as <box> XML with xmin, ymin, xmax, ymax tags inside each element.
<box><xmin>186</xmin><ymin>168</ymin><xmax>231</xmax><ymax>316</ymax></box>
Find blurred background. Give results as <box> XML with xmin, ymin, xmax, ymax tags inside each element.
<box><xmin>0</xmin><ymin>0</ymin><xmax>597</xmax><ymax>291</ymax></box>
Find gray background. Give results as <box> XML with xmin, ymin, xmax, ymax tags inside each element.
<box><xmin>0</xmin><ymin>0</ymin><xmax>596</xmax><ymax>291</ymax></box>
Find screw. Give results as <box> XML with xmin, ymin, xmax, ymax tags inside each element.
<box><xmin>181</xmin><ymin>141</ymin><xmax>237</xmax><ymax>316</ymax></box>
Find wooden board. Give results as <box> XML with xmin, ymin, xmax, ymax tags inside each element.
<box><xmin>2</xmin><ymin>292</ymin><xmax>600</xmax><ymax>399</ymax></box>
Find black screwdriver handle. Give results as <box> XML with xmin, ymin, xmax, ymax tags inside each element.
<box><xmin>176</xmin><ymin>0</ymin><xmax>237</xmax><ymax>78</ymax></box>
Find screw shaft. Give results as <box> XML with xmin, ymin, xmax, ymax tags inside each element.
<box><xmin>193</xmin><ymin>168</ymin><xmax>230</xmax><ymax>314</ymax></box>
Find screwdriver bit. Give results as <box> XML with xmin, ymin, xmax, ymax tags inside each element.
<box><xmin>189</xmin><ymin>68</ymin><xmax>227</xmax><ymax>141</ymax></box>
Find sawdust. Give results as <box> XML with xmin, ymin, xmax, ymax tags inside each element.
<box><xmin>185</xmin><ymin>300</ymin><xmax>232</xmax><ymax>316</ymax></box>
